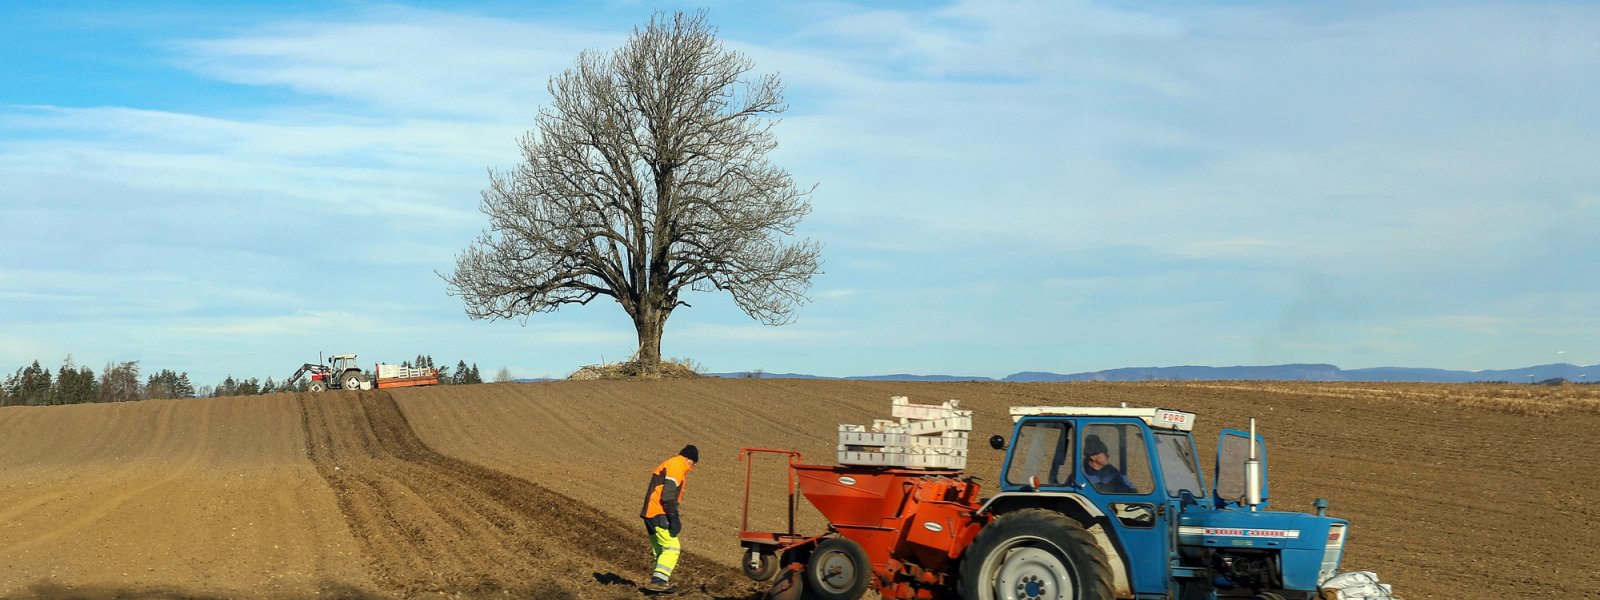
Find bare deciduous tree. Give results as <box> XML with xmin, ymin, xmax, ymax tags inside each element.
<box><xmin>99</xmin><ymin>361</ymin><xmax>141</xmax><ymax>403</ymax></box>
<box><xmin>443</xmin><ymin>10</ymin><xmax>821</xmax><ymax>370</ymax></box>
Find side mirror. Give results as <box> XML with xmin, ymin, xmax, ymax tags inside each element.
<box><xmin>989</xmin><ymin>435</ymin><xmax>1007</xmax><ymax>450</ymax></box>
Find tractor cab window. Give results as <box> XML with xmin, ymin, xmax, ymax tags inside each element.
<box><xmin>1154</xmin><ymin>432</ymin><xmax>1204</xmax><ymax>498</ymax></box>
<box><xmin>1005</xmin><ymin>421</ymin><xmax>1073</xmax><ymax>488</ymax></box>
<box><xmin>1081</xmin><ymin>424</ymin><xmax>1154</xmax><ymax>495</ymax></box>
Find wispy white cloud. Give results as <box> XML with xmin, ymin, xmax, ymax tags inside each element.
<box><xmin>174</xmin><ymin>310</ymin><xmax>380</xmax><ymax>337</ymax></box>
<box><xmin>177</xmin><ymin>7</ymin><xmax>618</xmax><ymax>119</ymax></box>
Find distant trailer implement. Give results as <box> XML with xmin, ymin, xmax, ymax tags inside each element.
<box><xmin>373</xmin><ymin>363</ymin><xmax>440</xmax><ymax>389</ymax></box>
<box><xmin>287</xmin><ymin>353</ymin><xmax>440</xmax><ymax>392</ymax></box>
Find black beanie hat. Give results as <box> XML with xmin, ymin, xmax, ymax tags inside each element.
<box><xmin>680</xmin><ymin>444</ymin><xmax>700</xmax><ymax>463</ymax></box>
<box><xmin>1083</xmin><ymin>436</ymin><xmax>1108</xmax><ymax>457</ymax></box>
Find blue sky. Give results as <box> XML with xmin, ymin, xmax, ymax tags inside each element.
<box><xmin>3</xmin><ymin>1</ymin><xmax>1597</xmax><ymax>385</ymax></box>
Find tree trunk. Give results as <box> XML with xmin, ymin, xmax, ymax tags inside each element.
<box><xmin>634</xmin><ymin>310</ymin><xmax>666</xmax><ymax>369</ymax></box>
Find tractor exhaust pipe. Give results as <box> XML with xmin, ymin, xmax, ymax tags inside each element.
<box><xmin>1246</xmin><ymin>418</ymin><xmax>1263</xmax><ymax>511</ymax></box>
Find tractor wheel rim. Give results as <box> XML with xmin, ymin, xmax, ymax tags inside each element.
<box><xmin>815</xmin><ymin>550</ymin><xmax>857</xmax><ymax>593</ymax></box>
<box><xmin>993</xmin><ymin>546</ymin><xmax>1072</xmax><ymax>600</ymax></box>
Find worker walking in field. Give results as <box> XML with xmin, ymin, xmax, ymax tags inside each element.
<box><xmin>641</xmin><ymin>444</ymin><xmax>698</xmax><ymax>593</ymax></box>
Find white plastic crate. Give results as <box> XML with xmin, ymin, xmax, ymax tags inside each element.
<box><xmin>839</xmin><ymin>430</ymin><xmax>910</xmax><ymax>448</ymax></box>
<box><xmin>910</xmin><ymin>434</ymin><xmax>968</xmax><ymax>452</ymax></box>
<box><xmin>872</xmin><ymin>419</ymin><xmax>907</xmax><ymax>432</ymax></box>
<box><xmin>840</xmin><ymin>446</ymin><xmax>968</xmax><ymax>459</ymax></box>
<box><xmin>837</xmin><ymin>448</ymin><xmax>966</xmax><ymax>469</ymax></box>
<box><xmin>377</xmin><ymin>364</ymin><xmax>432</xmax><ymax>379</ymax></box>
<box><xmin>890</xmin><ymin>396</ymin><xmax>973</xmax><ymax>420</ymax></box>
<box><xmin>906</xmin><ymin>415</ymin><xmax>973</xmax><ymax>436</ymax></box>
<box><xmin>839</xmin><ymin>440</ymin><xmax>967</xmax><ymax>459</ymax></box>
<box><xmin>909</xmin><ymin>453</ymin><xmax>966</xmax><ymax>469</ymax></box>
<box><xmin>838</xmin><ymin>449</ymin><xmax>906</xmax><ymax>467</ymax></box>
<box><xmin>839</xmin><ymin>427</ymin><xmax>968</xmax><ymax>449</ymax></box>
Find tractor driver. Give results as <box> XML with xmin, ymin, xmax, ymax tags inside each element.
<box><xmin>1082</xmin><ymin>435</ymin><xmax>1138</xmax><ymax>494</ymax></box>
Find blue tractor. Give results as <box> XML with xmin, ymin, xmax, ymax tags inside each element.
<box><xmin>964</xmin><ymin>405</ymin><xmax>1350</xmax><ymax>600</ymax></box>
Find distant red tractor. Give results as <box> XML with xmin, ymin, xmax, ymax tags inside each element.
<box><xmin>288</xmin><ymin>353</ymin><xmax>439</xmax><ymax>392</ymax></box>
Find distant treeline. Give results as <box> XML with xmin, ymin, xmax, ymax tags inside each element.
<box><xmin>0</xmin><ymin>354</ymin><xmax>485</xmax><ymax>407</ymax></box>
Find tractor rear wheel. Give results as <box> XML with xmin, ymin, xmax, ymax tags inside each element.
<box><xmin>959</xmin><ymin>508</ymin><xmax>1114</xmax><ymax>600</ymax></box>
<box><xmin>804</xmin><ymin>537</ymin><xmax>871</xmax><ymax>600</ymax></box>
<box><xmin>341</xmin><ymin>371</ymin><xmax>365</xmax><ymax>391</ymax></box>
<box><xmin>308</xmin><ymin>380</ymin><xmax>327</xmax><ymax>393</ymax></box>
<box><xmin>742</xmin><ymin>548</ymin><xmax>780</xmax><ymax>582</ymax></box>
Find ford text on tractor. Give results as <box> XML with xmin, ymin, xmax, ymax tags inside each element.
<box><xmin>287</xmin><ymin>353</ymin><xmax>440</xmax><ymax>392</ymax></box>
<box><xmin>738</xmin><ymin>401</ymin><xmax>1353</xmax><ymax>600</ymax></box>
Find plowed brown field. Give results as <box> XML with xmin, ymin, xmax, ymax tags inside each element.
<box><xmin>2</xmin><ymin>380</ymin><xmax>1597</xmax><ymax>599</ymax></box>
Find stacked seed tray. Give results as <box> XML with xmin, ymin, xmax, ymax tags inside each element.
<box><xmin>376</xmin><ymin>364</ymin><xmax>433</xmax><ymax>379</ymax></box>
<box><xmin>837</xmin><ymin>396</ymin><xmax>972</xmax><ymax>469</ymax></box>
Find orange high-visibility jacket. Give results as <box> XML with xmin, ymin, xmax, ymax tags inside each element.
<box><xmin>640</xmin><ymin>454</ymin><xmax>693</xmax><ymax>519</ymax></box>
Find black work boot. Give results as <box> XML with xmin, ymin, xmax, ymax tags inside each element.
<box><xmin>643</xmin><ymin>578</ymin><xmax>675</xmax><ymax>594</ymax></box>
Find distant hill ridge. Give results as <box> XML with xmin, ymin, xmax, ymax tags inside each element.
<box><xmin>709</xmin><ymin>363</ymin><xmax>1597</xmax><ymax>384</ymax></box>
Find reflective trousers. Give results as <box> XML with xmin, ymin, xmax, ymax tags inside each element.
<box><xmin>648</xmin><ymin>523</ymin><xmax>681</xmax><ymax>583</ymax></box>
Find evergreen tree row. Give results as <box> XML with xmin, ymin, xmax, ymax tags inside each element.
<box><xmin>1</xmin><ymin>354</ymin><xmax>488</xmax><ymax>407</ymax></box>
<box><xmin>398</xmin><ymin>355</ymin><xmax>483</xmax><ymax>385</ymax></box>
<box><xmin>0</xmin><ymin>358</ymin><xmax>149</xmax><ymax>406</ymax></box>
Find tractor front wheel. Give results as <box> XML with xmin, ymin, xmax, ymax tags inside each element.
<box><xmin>804</xmin><ymin>537</ymin><xmax>871</xmax><ymax>600</ymax></box>
<box><xmin>308</xmin><ymin>380</ymin><xmax>327</xmax><ymax>393</ymax></box>
<box><xmin>958</xmin><ymin>509</ymin><xmax>1114</xmax><ymax>600</ymax></box>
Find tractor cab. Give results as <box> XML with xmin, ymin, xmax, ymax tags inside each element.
<box><xmin>982</xmin><ymin>406</ymin><xmax>1349</xmax><ymax>599</ymax></box>
<box><xmin>328</xmin><ymin>354</ymin><xmax>359</xmax><ymax>374</ymax></box>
